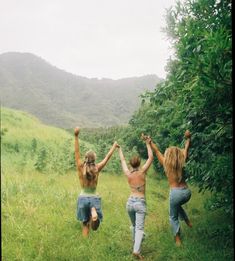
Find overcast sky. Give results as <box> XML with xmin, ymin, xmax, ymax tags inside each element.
<box><xmin>0</xmin><ymin>0</ymin><xmax>177</xmax><ymax>79</ymax></box>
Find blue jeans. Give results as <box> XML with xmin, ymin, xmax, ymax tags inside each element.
<box><xmin>126</xmin><ymin>196</ymin><xmax>146</xmax><ymax>254</ymax></box>
<box><xmin>77</xmin><ymin>195</ymin><xmax>103</xmax><ymax>223</ymax></box>
<box><xmin>169</xmin><ymin>187</ymin><xmax>191</xmax><ymax>236</ymax></box>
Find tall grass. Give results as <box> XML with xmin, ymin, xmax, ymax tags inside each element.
<box><xmin>1</xmin><ymin>107</ymin><xmax>233</xmax><ymax>260</ymax></box>
<box><xmin>2</xmin><ymin>170</ymin><xmax>233</xmax><ymax>261</ymax></box>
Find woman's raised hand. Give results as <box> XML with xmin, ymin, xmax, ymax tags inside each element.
<box><xmin>141</xmin><ymin>133</ymin><xmax>151</xmax><ymax>143</ymax></box>
<box><xmin>74</xmin><ymin>127</ymin><xmax>80</xmax><ymax>136</ymax></box>
<box><xmin>114</xmin><ymin>141</ymin><xmax>120</xmax><ymax>148</ymax></box>
<box><xmin>184</xmin><ymin>130</ymin><xmax>191</xmax><ymax>139</ymax></box>
<box><xmin>141</xmin><ymin>133</ymin><xmax>148</xmax><ymax>141</ymax></box>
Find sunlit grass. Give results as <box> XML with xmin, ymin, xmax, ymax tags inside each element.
<box><xmin>2</xmin><ymin>169</ymin><xmax>233</xmax><ymax>261</ymax></box>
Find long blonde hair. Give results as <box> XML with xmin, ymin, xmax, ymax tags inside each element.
<box><xmin>163</xmin><ymin>146</ymin><xmax>185</xmax><ymax>182</ymax></box>
<box><xmin>83</xmin><ymin>151</ymin><xmax>98</xmax><ymax>181</ymax></box>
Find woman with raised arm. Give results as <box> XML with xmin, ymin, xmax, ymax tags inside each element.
<box><xmin>144</xmin><ymin>130</ymin><xmax>192</xmax><ymax>246</ymax></box>
<box><xmin>118</xmin><ymin>136</ymin><xmax>153</xmax><ymax>260</ymax></box>
<box><xmin>74</xmin><ymin>127</ymin><xmax>119</xmax><ymax>237</ymax></box>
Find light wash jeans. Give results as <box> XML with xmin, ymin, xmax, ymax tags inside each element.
<box><xmin>169</xmin><ymin>187</ymin><xmax>191</xmax><ymax>236</ymax></box>
<box><xmin>126</xmin><ymin>196</ymin><xmax>146</xmax><ymax>254</ymax></box>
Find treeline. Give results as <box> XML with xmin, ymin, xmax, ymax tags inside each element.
<box><xmin>124</xmin><ymin>0</ymin><xmax>232</xmax><ymax>215</ymax></box>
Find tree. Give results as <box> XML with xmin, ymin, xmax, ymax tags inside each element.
<box><xmin>129</xmin><ymin>0</ymin><xmax>232</xmax><ymax>214</ymax></box>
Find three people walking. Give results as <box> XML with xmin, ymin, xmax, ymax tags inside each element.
<box><xmin>74</xmin><ymin>127</ymin><xmax>192</xmax><ymax>258</ymax></box>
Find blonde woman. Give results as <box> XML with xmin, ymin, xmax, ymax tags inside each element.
<box><xmin>118</xmin><ymin>136</ymin><xmax>153</xmax><ymax>259</ymax></box>
<box><xmin>143</xmin><ymin>130</ymin><xmax>192</xmax><ymax>246</ymax></box>
<box><xmin>74</xmin><ymin>127</ymin><xmax>119</xmax><ymax>236</ymax></box>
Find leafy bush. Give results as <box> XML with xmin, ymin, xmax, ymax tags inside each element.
<box><xmin>128</xmin><ymin>0</ymin><xmax>232</xmax><ymax>215</ymax></box>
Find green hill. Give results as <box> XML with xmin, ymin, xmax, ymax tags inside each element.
<box><xmin>1</xmin><ymin>107</ymin><xmax>94</xmax><ymax>174</ymax></box>
<box><xmin>0</xmin><ymin>52</ymin><xmax>162</xmax><ymax>128</ymax></box>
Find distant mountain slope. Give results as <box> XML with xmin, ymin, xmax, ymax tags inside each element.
<box><xmin>0</xmin><ymin>52</ymin><xmax>162</xmax><ymax>128</ymax></box>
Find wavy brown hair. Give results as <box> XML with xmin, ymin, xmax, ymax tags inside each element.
<box><xmin>163</xmin><ymin>146</ymin><xmax>185</xmax><ymax>182</ymax></box>
<box><xmin>129</xmin><ymin>156</ymin><xmax>141</xmax><ymax>168</ymax></box>
<box><xmin>83</xmin><ymin>151</ymin><xmax>98</xmax><ymax>181</ymax></box>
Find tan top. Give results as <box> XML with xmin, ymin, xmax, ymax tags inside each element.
<box><xmin>118</xmin><ymin>140</ymin><xmax>153</xmax><ymax>199</ymax></box>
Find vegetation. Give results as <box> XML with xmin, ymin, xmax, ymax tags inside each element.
<box><xmin>1</xmin><ymin>107</ymin><xmax>75</xmax><ymax>175</ymax></box>
<box><xmin>1</xmin><ymin>106</ymin><xmax>233</xmax><ymax>261</ymax></box>
<box><xmin>1</xmin><ymin>0</ymin><xmax>233</xmax><ymax>259</ymax></box>
<box><xmin>2</xmin><ymin>171</ymin><xmax>233</xmax><ymax>261</ymax></box>
<box><xmin>126</xmin><ymin>0</ymin><xmax>232</xmax><ymax>216</ymax></box>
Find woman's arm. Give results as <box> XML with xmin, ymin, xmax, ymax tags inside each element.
<box><xmin>97</xmin><ymin>142</ymin><xmax>119</xmax><ymax>172</ymax></box>
<box><xmin>141</xmin><ymin>138</ymin><xmax>154</xmax><ymax>172</ymax></box>
<box><xmin>74</xmin><ymin>127</ymin><xmax>83</xmax><ymax>175</ymax></box>
<box><xmin>118</xmin><ymin>147</ymin><xmax>129</xmax><ymax>175</ymax></box>
<box><xmin>183</xmin><ymin>130</ymin><xmax>191</xmax><ymax>160</ymax></box>
<box><xmin>150</xmin><ymin>141</ymin><xmax>164</xmax><ymax>166</ymax></box>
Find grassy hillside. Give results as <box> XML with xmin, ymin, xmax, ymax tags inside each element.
<box><xmin>0</xmin><ymin>52</ymin><xmax>161</xmax><ymax>128</ymax></box>
<box><xmin>1</xmin><ymin>106</ymin><xmax>96</xmax><ymax>175</ymax></box>
<box><xmin>1</xmin><ymin>107</ymin><xmax>233</xmax><ymax>261</ymax></box>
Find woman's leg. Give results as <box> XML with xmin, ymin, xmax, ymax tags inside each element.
<box><xmin>132</xmin><ymin>199</ymin><xmax>146</xmax><ymax>259</ymax></box>
<box><xmin>178</xmin><ymin>189</ymin><xmax>192</xmax><ymax>227</ymax></box>
<box><xmin>178</xmin><ymin>206</ymin><xmax>192</xmax><ymax>227</ymax></box>
<box><xmin>170</xmin><ymin>205</ymin><xmax>181</xmax><ymax>246</ymax></box>
<box><xmin>77</xmin><ymin>196</ymin><xmax>90</xmax><ymax>236</ymax></box>
<box><xmin>133</xmin><ymin>210</ymin><xmax>145</xmax><ymax>256</ymax></box>
<box><xmin>82</xmin><ymin>221</ymin><xmax>90</xmax><ymax>237</ymax></box>
<box><xmin>169</xmin><ymin>197</ymin><xmax>180</xmax><ymax>237</ymax></box>
<box><xmin>169</xmin><ymin>188</ymin><xmax>192</xmax><ymax>245</ymax></box>
<box><xmin>127</xmin><ymin>206</ymin><xmax>136</xmax><ymax>242</ymax></box>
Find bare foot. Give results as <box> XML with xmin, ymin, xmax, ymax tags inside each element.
<box><xmin>185</xmin><ymin>220</ymin><xmax>193</xmax><ymax>228</ymax></box>
<box><xmin>175</xmin><ymin>234</ymin><xmax>181</xmax><ymax>247</ymax></box>
<box><xmin>132</xmin><ymin>253</ymin><xmax>144</xmax><ymax>260</ymax></box>
<box><xmin>91</xmin><ymin>207</ymin><xmax>98</xmax><ymax>221</ymax></box>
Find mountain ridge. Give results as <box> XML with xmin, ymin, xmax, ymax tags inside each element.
<box><xmin>0</xmin><ymin>52</ymin><xmax>162</xmax><ymax>128</ymax></box>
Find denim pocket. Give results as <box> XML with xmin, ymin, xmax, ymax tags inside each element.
<box><xmin>78</xmin><ymin>197</ymin><xmax>88</xmax><ymax>208</ymax></box>
<box><xmin>91</xmin><ymin>197</ymin><xmax>101</xmax><ymax>209</ymax></box>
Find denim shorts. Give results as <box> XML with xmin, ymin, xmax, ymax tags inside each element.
<box><xmin>77</xmin><ymin>195</ymin><xmax>103</xmax><ymax>223</ymax></box>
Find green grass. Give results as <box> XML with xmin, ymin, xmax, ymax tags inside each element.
<box><xmin>1</xmin><ymin>107</ymin><xmax>233</xmax><ymax>261</ymax></box>
<box><xmin>1</xmin><ymin>170</ymin><xmax>233</xmax><ymax>261</ymax></box>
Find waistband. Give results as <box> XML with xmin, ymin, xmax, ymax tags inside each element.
<box><xmin>128</xmin><ymin>196</ymin><xmax>145</xmax><ymax>200</ymax></box>
<box><xmin>170</xmin><ymin>187</ymin><xmax>188</xmax><ymax>190</ymax></box>
<box><xmin>79</xmin><ymin>193</ymin><xmax>100</xmax><ymax>198</ymax></box>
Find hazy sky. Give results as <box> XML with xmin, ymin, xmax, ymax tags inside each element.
<box><xmin>0</xmin><ymin>0</ymin><xmax>177</xmax><ymax>79</ymax></box>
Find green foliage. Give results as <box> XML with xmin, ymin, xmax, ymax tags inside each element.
<box><xmin>34</xmin><ymin>147</ymin><xmax>47</xmax><ymax>171</ymax></box>
<box><xmin>128</xmin><ymin>0</ymin><xmax>232</xmax><ymax>215</ymax></box>
<box><xmin>31</xmin><ymin>138</ymin><xmax>37</xmax><ymax>155</ymax></box>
